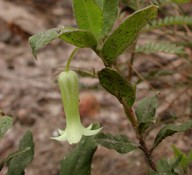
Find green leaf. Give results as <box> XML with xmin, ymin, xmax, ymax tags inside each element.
<box><xmin>95</xmin><ymin>0</ymin><xmax>103</xmax><ymax>9</ymax></box>
<box><xmin>6</xmin><ymin>131</ymin><xmax>34</xmax><ymax>175</ymax></box>
<box><xmin>172</xmin><ymin>146</ymin><xmax>189</xmax><ymax>169</ymax></box>
<box><xmin>60</xmin><ymin>124</ymin><xmax>99</xmax><ymax>175</ymax></box>
<box><xmin>101</xmin><ymin>5</ymin><xmax>158</xmax><ymax>66</ymax></box>
<box><xmin>29</xmin><ymin>27</ymin><xmax>97</xmax><ymax>58</ymax></box>
<box><xmin>29</xmin><ymin>28</ymin><xmax>60</xmax><ymax>58</ymax></box>
<box><xmin>145</xmin><ymin>15</ymin><xmax>192</xmax><ymax>31</ymax></box>
<box><xmin>100</xmin><ymin>0</ymin><xmax>118</xmax><ymax>38</ymax></box>
<box><xmin>158</xmin><ymin>158</ymin><xmax>180</xmax><ymax>175</ymax></box>
<box><xmin>153</xmin><ymin>121</ymin><xmax>192</xmax><ymax>149</ymax></box>
<box><xmin>59</xmin><ymin>28</ymin><xmax>97</xmax><ymax>49</ymax></box>
<box><xmin>0</xmin><ymin>116</ymin><xmax>13</xmax><ymax>139</ymax></box>
<box><xmin>135</xmin><ymin>93</ymin><xmax>158</xmax><ymax>134</ymax></box>
<box><xmin>98</xmin><ymin>68</ymin><xmax>136</xmax><ymax>107</ymax></box>
<box><xmin>73</xmin><ymin>0</ymin><xmax>103</xmax><ymax>38</ymax></box>
<box><xmin>150</xmin><ymin>157</ymin><xmax>182</xmax><ymax>175</ymax></box>
<box><xmin>135</xmin><ymin>42</ymin><xmax>186</xmax><ymax>56</ymax></box>
<box><xmin>136</xmin><ymin>94</ymin><xmax>158</xmax><ymax>123</ymax></box>
<box><xmin>94</xmin><ymin>133</ymin><xmax>136</xmax><ymax>154</ymax></box>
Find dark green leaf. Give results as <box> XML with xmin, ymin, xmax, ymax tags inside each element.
<box><xmin>135</xmin><ymin>93</ymin><xmax>158</xmax><ymax>133</ymax></box>
<box><xmin>6</xmin><ymin>131</ymin><xmax>34</xmax><ymax>175</ymax></box>
<box><xmin>0</xmin><ymin>116</ymin><xmax>13</xmax><ymax>139</ymax></box>
<box><xmin>153</xmin><ymin>121</ymin><xmax>192</xmax><ymax>148</ymax></box>
<box><xmin>60</xmin><ymin>124</ymin><xmax>99</xmax><ymax>175</ymax></box>
<box><xmin>94</xmin><ymin>133</ymin><xmax>136</xmax><ymax>154</ymax></box>
<box><xmin>29</xmin><ymin>28</ymin><xmax>60</xmax><ymax>58</ymax></box>
<box><xmin>101</xmin><ymin>5</ymin><xmax>158</xmax><ymax>66</ymax></box>
<box><xmin>100</xmin><ymin>0</ymin><xmax>118</xmax><ymax>38</ymax></box>
<box><xmin>73</xmin><ymin>0</ymin><xmax>103</xmax><ymax>37</ymax></box>
<box><xmin>59</xmin><ymin>29</ymin><xmax>97</xmax><ymax>49</ymax></box>
<box><xmin>98</xmin><ymin>68</ymin><xmax>136</xmax><ymax>107</ymax></box>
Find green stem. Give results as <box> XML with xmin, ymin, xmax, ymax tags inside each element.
<box><xmin>65</xmin><ymin>48</ymin><xmax>79</xmax><ymax>72</ymax></box>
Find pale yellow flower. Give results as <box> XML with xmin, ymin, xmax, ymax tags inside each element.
<box><xmin>53</xmin><ymin>70</ymin><xmax>101</xmax><ymax>144</ymax></box>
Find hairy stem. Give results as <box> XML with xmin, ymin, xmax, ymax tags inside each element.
<box><xmin>139</xmin><ymin>137</ymin><xmax>157</xmax><ymax>172</ymax></box>
<box><xmin>121</xmin><ymin>99</ymin><xmax>157</xmax><ymax>171</ymax></box>
<box><xmin>121</xmin><ymin>99</ymin><xmax>138</xmax><ymax>132</ymax></box>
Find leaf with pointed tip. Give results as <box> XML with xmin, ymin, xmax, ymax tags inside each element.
<box><xmin>0</xmin><ymin>116</ymin><xmax>13</xmax><ymax>139</ymax></box>
<box><xmin>29</xmin><ymin>27</ymin><xmax>97</xmax><ymax>58</ymax></box>
<box><xmin>153</xmin><ymin>121</ymin><xmax>192</xmax><ymax>149</ymax></box>
<box><xmin>98</xmin><ymin>68</ymin><xmax>136</xmax><ymax>107</ymax></box>
<box><xmin>73</xmin><ymin>0</ymin><xmax>103</xmax><ymax>38</ymax></box>
<box><xmin>29</xmin><ymin>28</ymin><xmax>60</xmax><ymax>58</ymax></box>
<box><xmin>135</xmin><ymin>93</ymin><xmax>158</xmax><ymax>134</ymax></box>
<box><xmin>101</xmin><ymin>5</ymin><xmax>158</xmax><ymax>66</ymax></box>
<box><xmin>94</xmin><ymin>133</ymin><xmax>137</xmax><ymax>154</ymax></box>
<box><xmin>60</xmin><ymin>124</ymin><xmax>99</xmax><ymax>175</ymax></box>
<box><xmin>6</xmin><ymin>131</ymin><xmax>34</xmax><ymax>175</ymax></box>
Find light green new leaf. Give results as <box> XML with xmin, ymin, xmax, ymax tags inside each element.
<box><xmin>60</xmin><ymin>124</ymin><xmax>99</xmax><ymax>175</ymax></box>
<box><xmin>6</xmin><ymin>131</ymin><xmax>34</xmax><ymax>175</ymax></box>
<box><xmin>73</xmin><ymin>0</ymin><xmax>103</xmax><ymax>38</ymax></box>
<box><xmin>29</xmin><ymin>27</ymin><xmax>97</xmax><ymax>58</ymax></box>
<box><xmin>101</xmin><ymin>5</ymin><xmax>158</xmax><ymax>66</ymax></box>
<box><xmin>98</xmin><ymin>68</ymin><xmax>136</xmax><ymax>107</ymax></box>
<box><xmin>153</xmin><ymin>121</ymin><xmax>192</xmax><ymax>149</ymax></box>
<box><xmin>0</xmin><ymin>116</ymin><xmax>13</xmax><ymax>139</ymax></box>
<box><xmin>94</xmin><ymin>133</ymin><xmax>137</xmax><ymax>154</ymax></box>
<box><xmin>172</xmin><ymin>146</ymin><xmax>190</xmax><ymax>169</ymax></box>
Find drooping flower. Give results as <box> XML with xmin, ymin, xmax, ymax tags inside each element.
<box><xmin>53</xmin><ymin>70</ymin><xmax>102</xmax><ymax>144</ymax></box>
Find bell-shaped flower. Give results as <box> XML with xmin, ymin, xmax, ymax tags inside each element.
<box><xmin>52</xmin><ymin>70</ymin><xmax>102</xmax><ymax>144</ymax></box>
